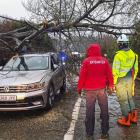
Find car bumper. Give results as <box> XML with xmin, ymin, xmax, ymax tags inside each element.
<box><xmin>0</xmin><ymin>105</ymin><xmax>43</xmax><ymax>111</ymax></box>
<box><xmin>0</xmin><ymin>90</ymin><xmax>47</xmax><ymax>111</ymax></box>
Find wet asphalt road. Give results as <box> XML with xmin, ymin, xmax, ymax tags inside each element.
<box><xmin>0</xmin><ymin>67</ymin><xmax>140</xmax><ymax>140</ymax></box>
<box><xmin>0</xmin><ymin>91</ymin><xmax>77</xmax><ymax>140</ymax></box>
<box><xmin>74</xmin><ymin>91</ymin><xmax>140</xmax><ymax>140</ymax></box>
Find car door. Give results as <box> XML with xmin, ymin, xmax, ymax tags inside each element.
<box><xmin>51</xmin><ymin>55</ymin><xmax>62</xmax><ymax>92</ymax></box>
<box><xmin>53</xmin><ymin>53</ymin><xmax>64</xmax><ymax>84</ymax></box>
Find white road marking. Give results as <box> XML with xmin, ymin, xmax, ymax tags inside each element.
<box><xmin>63</xmin><ymin>95</ymin><xmax>82</xmax><ymax>140</ymax></box>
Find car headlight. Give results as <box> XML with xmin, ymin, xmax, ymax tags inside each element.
<box><xmin>26</xmin><ymin>82</ymin><xmax>45</xmax><ymax>92</ymax></box>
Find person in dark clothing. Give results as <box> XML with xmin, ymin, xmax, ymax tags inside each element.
<box><xmin>3</xmin><ymin>58</ymin><xmax>8</xmax><ymax>66</ymax></box>
<box><xmin>0</xmin><ymin>55</ymin><xmax>4</xmax><ymax>66</ymax></box>
<box><xmin>0</xmin><ymin>55</ymin><xmax>9</xmax><ymax>67</ymax></box>
<box><xmin>77</xmin><ymin>44</ymin><xmax>114</xmax><ymax>139</ymax></box>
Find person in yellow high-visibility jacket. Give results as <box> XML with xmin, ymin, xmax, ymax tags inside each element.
<box><xmin>112</xmin><ymin>34</ymin><xmax>138</xmax><ymax>126</ymax></box>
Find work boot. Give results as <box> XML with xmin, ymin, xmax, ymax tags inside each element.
<box><xmin>118</xmin><ymin>113</ymin><xmax>130</xmax><ymax>126</ymax></box>
<box><xmin>130</xmin><ymin>109</ymin><xmax>137</xmax><ymax>123</ymax></box>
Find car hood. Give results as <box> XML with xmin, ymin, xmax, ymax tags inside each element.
<box><xmin>0</xmin><ymin>70</ymin><xmax>50</xmax><ymax>86</ymax></box>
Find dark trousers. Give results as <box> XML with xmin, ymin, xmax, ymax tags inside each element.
<box><xmin>85</xmin><ymin>88</ymin><xmax>109</xmax><ymax>135</ymax></box>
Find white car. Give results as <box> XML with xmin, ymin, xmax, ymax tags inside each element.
<box><xmin>0</xmin><ymin>52</ymin><xmax>66</xmax><ymax>111</ymax></box>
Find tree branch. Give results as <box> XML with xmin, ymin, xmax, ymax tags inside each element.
<box><xmin>0</xmin><ymin>39</ymin><xmax>14</xmax><ymax>52</ymax></box>
<box><xmin>74</xmin><ymin>0</ymin><xmax>103</xmax><ymax>24</ymax></box>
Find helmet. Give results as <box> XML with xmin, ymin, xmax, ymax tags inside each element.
<box><xmin>117</xmin><ymin>34</ymin><xmax>129</xmax><ymax>43</ymax></box>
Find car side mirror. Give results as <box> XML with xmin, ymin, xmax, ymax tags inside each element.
<box><xmin>53</xmin><ymin>64</ymin><xmax>58</xmax><ymax>70</ymax></box>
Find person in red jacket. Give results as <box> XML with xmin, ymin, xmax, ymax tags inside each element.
<box><xmin>77</xmin><ymin>44</ymin><xmax>114</xmax><ymax>139</ymax></box>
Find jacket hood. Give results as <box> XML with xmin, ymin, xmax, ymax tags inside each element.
<box><xmin>117</xmin><ymin>48</ymin><xmax>135</xmax><ymax>60</ymax></box>
<box><xmin>86</xmin><ymin>44</ymin><xmax>101</xmax><ymax>57</ymax></box>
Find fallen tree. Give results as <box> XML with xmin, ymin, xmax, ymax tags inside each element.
<box><xmin>0</xmin><ymin>0</ymin><xmax>140</xmax><ymax>53</ymax></box>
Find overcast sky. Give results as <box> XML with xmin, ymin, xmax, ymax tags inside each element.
<box><xmin>0</xmin><ymin>0</ymin><xmax>29</xmax><ymax>20</ymax></box>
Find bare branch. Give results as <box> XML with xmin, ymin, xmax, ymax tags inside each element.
<box><xmin>0</xmin><ymin>39</ymin><xmax>14</xmax><ymax>52</ymax></box>
<box><xmin>87</xmin><ymin>0</ymin><xmax>117</xmax><ymax>23</ymax></box>
<box><xmin>74</xmin><ymin>0</ymin><xmax>103</xmax><ymax>24</ymax></box>
<box><xmin>67</xmin><ymin>0</ymin><xmax>76</xmax><ymax>23</ymax></box>
<box><xmin>0</xmin><ymin>15</ymin><xmax>39</xmax><ymax>31</ymax></box>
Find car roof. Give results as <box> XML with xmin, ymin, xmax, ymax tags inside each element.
<box><xmin>18</xmin><ymin>53</ymin><xmax>51</xmax><ymax>57</ymax></box>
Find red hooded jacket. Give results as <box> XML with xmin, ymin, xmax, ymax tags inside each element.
<box><xmin>77</xmin><ymin>44</ymin><xmax>114</xmax><ymax>90</ymax></box>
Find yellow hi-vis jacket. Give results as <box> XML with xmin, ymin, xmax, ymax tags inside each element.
<box><xmin>112</xmin><ymin>48</ymin><xmax>138</xmax><ymax>84</ymax></box>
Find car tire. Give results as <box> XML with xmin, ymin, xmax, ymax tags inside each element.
<box><xmin>46</xmin><ymin>84</ymin><xmax>55</xmax><ymax>110</ymax></box>
<box><xmin>60</xmin><ymin>77</ymin><xmax>66</xmax><ymax>93</ymax></box>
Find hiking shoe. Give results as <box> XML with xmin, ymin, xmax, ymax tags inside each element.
<box><xmin>85</xmin><ymin>134</ymin><xmax>94</xmax><ymax>140</ymax></box>
<box><xmin>100</xmin><ymin>133</ymin><xmax>109</xmax><ymax>139</ymax></box>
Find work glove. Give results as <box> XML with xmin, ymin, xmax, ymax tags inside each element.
<box><xmin>108</xmin><ymin>87</ymin><xmax>113</xmax><ymax>95</ymax></box>
<box><xmin>77</xmin><ymin>90</ymin><xmax>82</xmax><ymax>98</ymax></box>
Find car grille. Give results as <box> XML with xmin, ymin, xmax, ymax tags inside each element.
<box><xmin>0</xmin><ymin>86</ymin><xmax>27</xmax><ymax>93</ymax></box>
<box><xmin>0</xmin><ymin>101</ymin><xmax>28</xmax><ymax>107</ymax></box>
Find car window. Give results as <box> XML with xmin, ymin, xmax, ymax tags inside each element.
<box><xmin>3</xmin><ymin>56</ymin><xmax>49</xmax><ymax>71</ymax></box>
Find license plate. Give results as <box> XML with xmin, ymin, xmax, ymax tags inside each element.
<box><xmin>0</xmin><ymin>96</ymin><xmax>16</xmax><ymax>101</ymax></box>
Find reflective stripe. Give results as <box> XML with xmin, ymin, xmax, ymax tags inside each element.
<box><xmin>120</xmin><ymin>68</ymin><xmax>130</xmax><ymax>73</ymax></box>
<box><xmin>113</xmin><ymin>65</ymin><xmax>120</xmax><ymax>69</ymax></box>
<box><xmin>135</xmin><ymin>64</ymin><xmax>138</xmax><ymax>67</ymax></box>
<box><xmin>113</xmin><ymin>60</ymin><xmax>120</xmax><ymax>65</ymax></box>
<box><xmin>126</xmin><ymin>60</ymin><xmax>134</xmax><ymax>63</ymax></box>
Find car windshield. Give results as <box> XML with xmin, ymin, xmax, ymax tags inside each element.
<box><xmin>3</xmin><ymin>56</ymin><xmax>49</xmax><ymax>71</ymax></box>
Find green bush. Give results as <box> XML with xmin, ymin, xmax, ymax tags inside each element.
<box><xmin>129</xmin><ymin>34</ymin><xmax>140</xmax><ymax>78</ymax></box>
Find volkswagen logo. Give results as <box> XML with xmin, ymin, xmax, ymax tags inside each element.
<box><xmin>4</xmin><ymin>86</ymin><xmax>10</xmax><ymax>92</ymax></box>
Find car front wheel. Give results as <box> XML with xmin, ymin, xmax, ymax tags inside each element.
<box><xmin>46</xmin><ymin>84</ymin><xmax>55</xmax><ymax>110</ymax></box>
